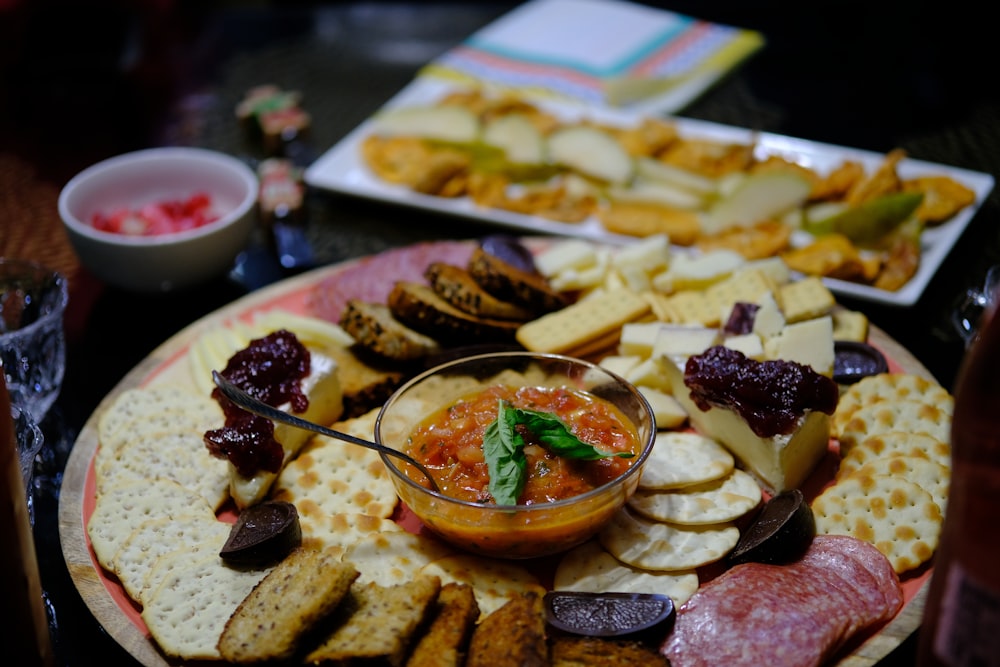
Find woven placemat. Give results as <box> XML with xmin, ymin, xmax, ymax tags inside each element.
<box><xmin>0</xmin><ymin>152</ymin><xmax>79</xmax><ymax>277</ymax></box>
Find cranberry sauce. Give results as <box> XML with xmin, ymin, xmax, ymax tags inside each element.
<box><xmin>684</xmin><ymin>346</ymin><xmax>839</xmax><ymax>438</ymax></box>
<box><xmin>204</xmin><ymin>329</ymin><xmax>311</xmax><ymax>476</ymax></box>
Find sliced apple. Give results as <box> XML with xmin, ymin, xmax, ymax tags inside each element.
<box><xmin>546</xmin><ymin>125</ymin><xmax>634</xmax><ymax>185</ymax></box>
<box><xmin>607</xmin><ymin>179</ymin><xmax>706</xmax><ymax>210</ymax></box>
<box><xmin>703</xmin><ymin>170</ymin><xmax>812</xmax><ymax>235</ymax></box>
<box><xmin>635</xmin><ymin>156</ymin><xmax>718</xmax><ymax>196</ymax></box>
<box><xmin>482</xmin><ymin>113</ymin><xmax>546</xmax><ymax>165</ymax></box>
<box><xmin>372</xmin><ymin>105</ymin><xmax>480</xmax><ymax>143</ymax></box>
<box><xmin>805</xmin><ymin>191</ymin><xmax>923</xmax><ymax>246</ymax></box>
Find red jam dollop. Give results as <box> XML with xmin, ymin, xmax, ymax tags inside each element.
<box><xmin>684</xmin><ymin>346</ymin><xmax>839</xmax><ymax>438</ymax></box>
<box><xmin>204</xmin><ymin>329</ymin><xmax>311</xmax><ymax>476</ymax></box>
<box><xmin>91</xmin><ymin>193</ymin><xmax>219</xmax><ymax>236</ymax></box>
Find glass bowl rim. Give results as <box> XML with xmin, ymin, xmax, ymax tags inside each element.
<box><xmin>375</xmin><ymin>350</ymin><xmax>656</xmax><ymax>512</ymax></box>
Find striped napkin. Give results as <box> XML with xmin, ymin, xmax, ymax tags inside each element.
<box><xmin>420</xmin><ymin>0</ymin><xmax>764</xmax><ymax>115</ymax></box>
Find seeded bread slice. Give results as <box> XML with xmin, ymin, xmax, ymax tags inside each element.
<box><xmin>339</xmin><ymin>299</ymin><xmax>442</xmax><ymax>362</ymax></box>
<box><xmin>387</xmin><ymin>281</ymin><xmax>521</xmax><ymax>343</ymax></box>
<box><xmin>468</xmin><ymin>247</ymin><xmax>567</xmax><ymax>314</ymax></box>
<box><xmin>425</xmin><ymin>262</ymin><xmax>534</xmax><ymax>321</ymax></box>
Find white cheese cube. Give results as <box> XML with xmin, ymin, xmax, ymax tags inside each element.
<box><xmin>611</xmin><ymin>234</ymin><xmax>671</xmax><ymax>274</ymax></box>
<box><xmin>626</xmin><ymin>358</ymin><xmax>673</xmax><ymax>392</ymax></box>
<box><xmin>637</xmin><ymin>386</ymin><xmax>688</xmax><ymax>429</ymax></box>
<box><xmin>619</xmin><ymin>321</ymin><xmax>666</xmax><ymax>358</ymax></box>
<box><xmin>723</xmin><ymin>333</ymin><xmax>765</xmax><ymax>359</ymax></box>
<box><xmin>599</xmin><ymin>354</ymin><xmax>643</xmax><ymax>378</ymax></box>
<box><xmin>665</xmin><ymin>249</ymin><xmax>746</xmax><ymax>292</ymax></box>
<box><xmin>751</xmin><ymin>291</ymin><xmax>786</xmax><ymax>340</ymax></box>
<box><xmin>652</xmin><ymin>324</ymin><xmax>721</xmax><ymax>360</ymax></box>
<box><xmin>764</xmin><ymin>316</ymin><xmax>835</xmax><ymax>376</ymax></box>
<box><xmin>534</xmin><ymin>238</ymin><xmax>598</xmax><ymax>277</ymax></box>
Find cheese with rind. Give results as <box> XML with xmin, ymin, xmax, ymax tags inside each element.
<box><xmin>229</xmin><ymin>351</ymin><xmax>343</xmax><ymax>508</ymax></box>
<box><xmin>662</xmin><ymin>355</ymin><xmax>830</xmax><ymax>493</ymax></box>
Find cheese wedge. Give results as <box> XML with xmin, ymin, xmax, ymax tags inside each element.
<box><xmin>662</xmin><ymin>355</ymin><xmax>829</xmax><ymax>493</ymax></box>
<box><xmin>229</xmin><ymin>351</ymin><xmax>343</xmax><ymax>508</ymax></box>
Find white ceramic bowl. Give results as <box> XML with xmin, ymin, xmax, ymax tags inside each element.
<box><xmin>58</xmin><ymin>147</ymin><xmax>258</xmax><ymax>292</ymax></box>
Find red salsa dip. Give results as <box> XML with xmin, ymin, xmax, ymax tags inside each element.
<box><xmin>404</xmin><ymin>384</ymin><xmax>640</xmax><ymax>505</ymax></box>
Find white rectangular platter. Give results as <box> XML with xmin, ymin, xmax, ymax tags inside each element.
<box><xmin>305</xmin><ymin>76</ymin><xmax>995</xmax><ymax>307</ymax></box>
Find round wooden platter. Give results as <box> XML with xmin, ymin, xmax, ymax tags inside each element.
<box><xmin>59</xmin><ymin>241</ymin><xmax>936</xmax><ymax>667</ymax></box>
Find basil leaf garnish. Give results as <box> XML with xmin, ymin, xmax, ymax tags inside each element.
<box><xmin>483</xmin><ymin>401</ymin><xmax>528</xmax><ymax>506</ymax></box>
<box><xmin>482</xmin><ymin>400</ymin><xmax>634</xmax><ymax>505</ymax></box>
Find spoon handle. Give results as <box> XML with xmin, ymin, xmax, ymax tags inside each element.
<box><xmin>211</xmin><ymin>372</ymin><xmax>440</xmax><ymax>492</ymax></box>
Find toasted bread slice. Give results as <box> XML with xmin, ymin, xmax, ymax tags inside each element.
<box><xmin>465</xmin><ymin>591</ymin><xmax>548</xmax><ymax>667</ymax></box>
<box><xmin>468</xmin><ymin>247</ymin><xmax>567</xmax><ymax>314</ymax></box>
<box><xmin>325</xmin><ymin>344</ymin><xmax>407</xmax><ymax>418</ymax></box>
<box><xmin>339</xmin><ymin>299</ymin><xmax>442</xmax><ymax>362</ymax></box>
<box><xmin>405</xmin><ymin>582</ymin><xmax>480</xmax><ymax>667</ymax></box>
<box><xmin>425</xmin><ymin>262</ymin><xmax>534</xmax><ymax>321</ymax></box>
<box><xmin>388</xmin><ymin>281</ymin><xmax>521</xmax><ymax>343</ymax></box>
<box><xmin>218</xmin><ymin>547</ymin><xmax>359</xmax><ymax>662</ymax></box>
<box><xmin>305</xmin><ymin>574</ymin><xmax>442</xmax><ymax>666</ymax></box>
<box><xmin>550</xmin><ymin>636</ymin><xmax>670</xmax><ymax>667</ymax></box>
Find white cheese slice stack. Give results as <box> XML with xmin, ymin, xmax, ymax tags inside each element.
<box><xmin>229</xmin><ymin>351</ymin><xmax>343</xmax><ymax>508</ymax></box>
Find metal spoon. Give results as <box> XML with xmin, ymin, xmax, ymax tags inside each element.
<box><xmin>212</xmin><ymin>371</ymin><xmax>441</xmax><ymax>492</ymax></box>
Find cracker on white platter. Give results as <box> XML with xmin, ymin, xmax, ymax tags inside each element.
<box><xmin>628</xmin><ymin>468</ymin><xmax>761</xmax><ymax>525</ymax></box>
<box><xmin>553</xmin><ymin>538</ymin><xmax>699</xmax><ymax>607</ymax></box>
<box><xmin>638</xmin><ymin>431</ymin><xmax>735</xmax><ymax>490</ymax></box>
<box><xmin>599</xmin><ymin>507</ymin><xmax>739</xmax><ymax>572</ymax></box>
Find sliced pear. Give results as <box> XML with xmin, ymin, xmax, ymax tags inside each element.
<box><xmin>805</xmin><ymin>191</ymin><xmax>924</xmax><ymax>246</ymax></box>
<box><xmin>607</xmin><ymin>179</ymin><xmax>705</xmax><ymax>210</ymax></box>
<box><xmin>635</xmin><ymin>157</ymin><xmax>718</xmax><ymax>196</ymax></box>
<box><xmin>547</xmin><ymin>125</ymin><xmax>634</xmax><ymax>185</ymax></box>
<box><xmin>703</xmin><ymin>170</ymin><xmax>812</xmax><ymax>235</ymax></box>
<box><xmin>372</xmin><ymin>105</ymin><xmax>480</xmax><ymax>143</ymax></box>
<box><xmin>482</xmin><ymin>113</ymin><xmax>546</xmax><ymax>165</ymax></box>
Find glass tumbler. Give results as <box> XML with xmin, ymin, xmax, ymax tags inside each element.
<box><xmin>0</xmin><ymin>259</ymin><xmax>68</xmax><ymax>422</ymax></box>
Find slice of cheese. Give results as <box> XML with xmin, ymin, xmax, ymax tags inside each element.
<box><xmin>652</xmin><ymin>324</ymin><xmax>720</xmax><ymax>361</ymax></box>
<box><xmin>637</xmin><ymin>386</ymin><xmax>688</xmax><ymax>429</ymax></box>
<box><xmin>723</xmin><ymin>333</ymin><xmax>764</xmax><ymax>359</ymax></box>
<box><xmin>764</xmin><ymin>316</ymin><xmax>834</xmax><ymax>376</ymax></box>
<box><xmin>229</xmin><ymin>351</ymin><xmax>343</xmax><ymax>508</ymax></box>
<box><xmin>662</xmin><ymin>355</ymin><xmax>830</xmax><ymax>493</ymax></box>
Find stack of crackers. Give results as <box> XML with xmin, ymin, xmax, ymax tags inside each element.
<box><xmin>812</xmin><ymin>373</ymin><xmax>953</xmax><ymax>574</ymax></box>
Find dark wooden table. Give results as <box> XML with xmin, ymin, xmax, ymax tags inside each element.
<box><xmin>2</xmin><ymin>1</ymin><xmax>998</xmax><ymax>665</ymax></box>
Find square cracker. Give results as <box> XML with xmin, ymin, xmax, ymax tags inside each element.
<box><xmin>778</xmin><ymin>276</ymin><xmax>836</xmax><ymax>322</ymax></box>
<box><xmin>516</xmin><ymin>288</ymin><xmax>650</xmax><ymax>354</ymax></box>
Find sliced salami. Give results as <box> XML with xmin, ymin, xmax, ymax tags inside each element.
<box><xmin>306</xmin><ymin>240</ymin><xmax>475</xmax><ymax>323</ymax></box>
<box><xmin>661</xmin><ymin>535</ymin><xmax>903</xmax><ymax>667</ymax></box>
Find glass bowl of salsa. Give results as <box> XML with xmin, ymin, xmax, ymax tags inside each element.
<box><xmin>375</xmin><ymin>351</ymin><xmax>656</xmax><ymax>559</ymax></box>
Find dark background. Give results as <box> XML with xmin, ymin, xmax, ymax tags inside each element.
<box><xmin>2</xmin><ymin>1</ymin><xmax>997</xmax><ymax>665</ymax></box>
